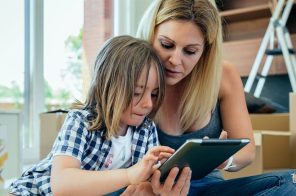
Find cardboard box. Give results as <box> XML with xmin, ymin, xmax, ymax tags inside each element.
<box><xmin>250</xmin><ymin>113</ymin><xmax>289</xmax><ymax>132</ymax></box>
<box><xmin>222</xmin><ymin>113</ymin><xmax>292</xmax><ymax>179</ymax></box>
<box><xmin>39</xmin><ymin>110</ymin><xmax>68</xmax><ymax>160</ymax></box>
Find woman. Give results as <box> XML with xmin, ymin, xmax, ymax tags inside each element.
<box><xmin>122</xmin><ymin>0</ymin><xmax>296</xmax><ymax>195</ymax></box>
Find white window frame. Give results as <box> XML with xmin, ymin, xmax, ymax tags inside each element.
<box><xmin>23</xmin><ymin>0</ymin><xmax>44</xmax><ymax>164</ymax></box>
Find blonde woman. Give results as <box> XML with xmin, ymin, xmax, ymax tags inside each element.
<box><xmin>8</xmin><ymin>35</ymin><xmax>175</xmax><ymax>196</ymax></box>
<box><xmin>121</xmin><ymin>0</ymin><xmax>296</xmax><ymax>195</ymax></box>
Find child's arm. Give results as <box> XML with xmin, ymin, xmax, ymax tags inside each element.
<box><xmin>51</xmin><ymin>146</ymin><xmax>174</xmax><ymax>195</ymax></box>
<box><xmin>51</xmin><ymin>155</ymin><xmax>130</xmax><ymax>195</ymax></box>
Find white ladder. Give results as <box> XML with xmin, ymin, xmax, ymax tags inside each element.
<box><xmin>244</xmin><ymin>0</ymin><xmax>296</xmax><ymax>98</ymax></box>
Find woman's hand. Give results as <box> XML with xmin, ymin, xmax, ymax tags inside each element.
<box><xmin>122</xmin><ymin>167</ymin><xmax>191</xmax><ymax>196</ymax></box>
<box><xmin>205</xmin><ymin>130</ymin><xmax>231</xmax><ymax>170</ymax></box>
<box><xmin>127</xmin><ymin>146</ymin><xmax>175</xmax><ymax>185</ymax></box>
<box><xmin>151</xmin><ymin>167</ymin><xmax>191</xmax><ymax>196</ymax></box>
<box><xmin>216</xmin><ymin>130</ymin><xmax>230</xmax><ymax>169</ymax></box>
<box><xmin>120</xmin><ymin>182</ymin><xmax>155</xmax><ymax>196</ymax></box>
<box><xmin>218</xmin><ymin>130</ymin><xmax>228</xmax><ymax>140</ymax></box>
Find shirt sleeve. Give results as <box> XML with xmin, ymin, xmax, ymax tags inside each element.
<box><xmin>146</xmin><ymin>120</ymin><xmax>159</xmax><ymax>150</ymax></box>
<box><xmin>51</xmin><ymin>110</ymin><xmax>89</xmax><ymax>162</ymax></box>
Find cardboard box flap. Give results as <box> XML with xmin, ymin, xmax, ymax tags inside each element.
<box><xmin>250</xmin><ymin>113</ymin><xmax>289</xmax><ymax>131</ymax></box>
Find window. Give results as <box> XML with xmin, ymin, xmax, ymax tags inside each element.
<box><xmin>1</xmin><ymin>0</ymin><xmax>116</xmax><ymax>163</ymax></box>
<box><xmin>44</xmin><ymin>0</ymin><xmax>84</xmax><ymax>111</ymax></box>
<box><xmin>0</xmin><ymin>0</ymin><xmax>24</xmax><ymax>110</ymax></box>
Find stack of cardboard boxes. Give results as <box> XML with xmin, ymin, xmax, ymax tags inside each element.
<box><xmin>223</xmin><ymin>93</ymin><xmax>296</xmax><ymax>179</ymax></box>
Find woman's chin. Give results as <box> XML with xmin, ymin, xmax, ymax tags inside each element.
<box><xmin>165</xmin><ymin>78</ymin><xmax>181</xmax><ymax>86</ymax></box>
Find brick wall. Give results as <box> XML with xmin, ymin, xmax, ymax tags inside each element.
<box><xmin>83</xmin><ymin>0</ymin><xmax>113</xmax><ymax>69</ymax></box>
<box><xmin>82</xmin><ymin>0</ymin><xmax>113</xmax><ymax>96</ymax></box>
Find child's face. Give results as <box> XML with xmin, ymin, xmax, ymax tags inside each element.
<box><xmin>120</xmin><ymin>63</ymin><xmax>159</xmax><ymax>130</ymax></box>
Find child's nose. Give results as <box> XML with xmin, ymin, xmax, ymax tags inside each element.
<box><xmin>141</xmin><ymin>95</ymin><xmax>153</xmax><ymax>109</ymax></box>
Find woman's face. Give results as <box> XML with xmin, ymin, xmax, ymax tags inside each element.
<box><xmin>152</xmin><ymin>20</ymin><xmax>205</xmax><ymax>86</ymax></box>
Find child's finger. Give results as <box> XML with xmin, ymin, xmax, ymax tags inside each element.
<box><xmin>143</xmin><ymin>154</ymin><xmax>159</xmax><ymax>163</ymax></box>
<box><xmin>152</xmin><ymin>161</ymin><xmax>162</xmax><ymax>170</ymax></box>
<box><xmin>158</xmin><ymin>152</ymin><xmax>174</xmax><ymax>160</ymax></box>
<box><xmin>148</xmin><ymin>146</ymin><xmax>175</xmax><ymax>155</ymax></box>
<box><xmin>160</xmin><ymin>158</ymin><xmax>168</xmax><ymax>164</ymax></box>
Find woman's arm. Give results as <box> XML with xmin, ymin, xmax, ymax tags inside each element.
<box><xmin>219</xmin><ymin>61</ymin><xmax>256</xmax><ymax>171</ymax></box>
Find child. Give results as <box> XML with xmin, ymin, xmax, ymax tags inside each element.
<box><xmin>8</xmin><ymin>35</ymin><xmax>175</xmax><ymax>195</ymax></box>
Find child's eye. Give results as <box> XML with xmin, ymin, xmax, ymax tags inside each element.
<box><xmin>134</xmin><ymin>91</ymin><xmax>144</xmax><ymax>97</ymax></box>
<box><xmin>151</xmin><ymin>93</ymin><xmax>158</xmax><ymax>98</ymax></box>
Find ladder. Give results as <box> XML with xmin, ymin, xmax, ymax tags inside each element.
<box><xmin>244</xmin><ymin>0</ymin><xmax>296</xmax><ymax>98</ymax></box>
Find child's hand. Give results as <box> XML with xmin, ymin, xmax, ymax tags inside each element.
<box><xmin>127</xmin><ymin>146</ymin><xmax>175</xmax><ymax>185</ymax></box>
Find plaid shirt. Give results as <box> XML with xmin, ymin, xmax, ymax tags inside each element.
<box><xmin>9</xmin><ymin>109</ymin><xmax>159</xmax><ymax>196</ymax></box>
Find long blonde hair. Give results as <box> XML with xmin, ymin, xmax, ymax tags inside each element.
<box><xmin>74</xmin><ymin>35</ymin><xmax>165</xmax><ymax>139</ymax></box>
<box><xmin>137</xmin><ymin>0</ymin><xmax>222</xmax><ymax>130</ymax></box>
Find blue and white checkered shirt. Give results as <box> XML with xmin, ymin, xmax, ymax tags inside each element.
<box><xmin>9</xmin><ymin>109</ymin><xmax>159</xmax><ymax>196</ymax></box>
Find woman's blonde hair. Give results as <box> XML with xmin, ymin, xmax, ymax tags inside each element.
<box><xmin>74</xmin><ymin>35</ymin><xmax>165</xmax><ymax>139</ymax></box>
<box><xmin>137</xmin><ymin>0</ymin><xmax>223</xmax><ymax>130</ymax></box>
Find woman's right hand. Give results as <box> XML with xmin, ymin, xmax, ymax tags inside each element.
<box><xmin>151</xmin><ymin>167</ymin><xmax>191</xmax><ymax>196</ymax></box>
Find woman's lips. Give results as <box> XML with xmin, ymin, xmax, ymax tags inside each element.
<box><xmin>165</xmin><ymin>68</ymin><xmax>180</xmax><ymax>77</ymax></box>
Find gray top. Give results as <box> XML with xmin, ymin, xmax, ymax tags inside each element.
<box><xmin>157</xmin><ymin>103</ymin><xmax>223</xmax><ymax>150</ymax></box>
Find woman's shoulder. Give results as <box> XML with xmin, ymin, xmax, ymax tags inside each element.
<box><xmin>219</xmin><ymin>60</ymin><xmax>244</xmax><ymax>98</ymax></box>
<box><xmin>222</xmin><ymin>60</ymin><xmax>241</xmax><ymax>83</ymax></box>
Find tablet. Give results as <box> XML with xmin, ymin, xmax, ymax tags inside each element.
<box><xmin>158</xmin><ymin>138</ymin><xmax>250</xmax><ymax>182</ymax></box>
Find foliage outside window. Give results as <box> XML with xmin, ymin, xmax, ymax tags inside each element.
<box><xmin>45</xmin><ymin>29</ymin><xmax>83</xmax><ymax>111</ymax></box>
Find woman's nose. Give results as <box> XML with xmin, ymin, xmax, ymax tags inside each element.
<box><xmin>169</xmin><ymin>49</ymin><xmax>182</xmax><ymax>66</ymax></box>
